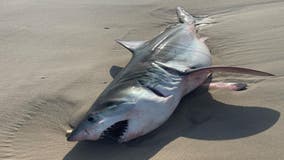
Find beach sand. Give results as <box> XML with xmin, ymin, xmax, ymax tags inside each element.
<box><xmin>0</xmin><ymin>0</ymin><xmax>283</xmax><ymax>159</ymax></box>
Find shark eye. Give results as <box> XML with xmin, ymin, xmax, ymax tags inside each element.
<box><xmin>87</xmin><ymin>117</ymin><xmax>95</xmax><ymax>122</ymax></box>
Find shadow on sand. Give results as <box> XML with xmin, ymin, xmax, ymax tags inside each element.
<box><xmin>63</xmin><ymin>87</ymin><xmax>280</xmax><ymax>160</ymax></box>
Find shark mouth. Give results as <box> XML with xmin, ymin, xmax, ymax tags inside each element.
<box><xmin>100</xmin><ymin>120</ymin><xmax>128</xmax><ymax>142</ymax></box>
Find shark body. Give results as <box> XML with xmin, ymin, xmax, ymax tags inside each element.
<box><xmin>67</xmin><ymin>7</ymin><xmax>273</xmax><ymax>143</ymax></box>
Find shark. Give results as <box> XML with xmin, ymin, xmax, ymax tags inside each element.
<box><xmin>67</xmin><ymin>7</ymin><xmax>273</xmax><ymax>143</ymax></box>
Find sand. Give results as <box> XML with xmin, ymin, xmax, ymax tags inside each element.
<box><xmin>0</xmin><ymin>0</ymin><xmax>283</xmax><ymax>159</ymax></box>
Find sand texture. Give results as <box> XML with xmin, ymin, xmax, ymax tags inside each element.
<box><xmin>0</xmin><ymin>0</ymin><xmax>283</xmax><ymax>159</ymax></box>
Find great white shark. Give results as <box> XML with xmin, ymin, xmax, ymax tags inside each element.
<box><xmin>67</xmin><ymin>7</ymin><xmax>273</xmax><ymax>143</ymax></box>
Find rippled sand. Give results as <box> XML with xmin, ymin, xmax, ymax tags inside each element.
<box><xmin>0</xmin><ymin>0</ymin><xmax>283</xmax><ymax>159</ymax></box>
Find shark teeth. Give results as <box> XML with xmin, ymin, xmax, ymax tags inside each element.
<box><xmin>99</xmin><ymin>120</ymin><xmax>128</xmax><ymax>142</ymax></box>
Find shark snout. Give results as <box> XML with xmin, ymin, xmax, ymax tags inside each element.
<box><xmin>67</xmin><ymin>128</ymin><xmax>89</xmax><ymax>141</ymax></box>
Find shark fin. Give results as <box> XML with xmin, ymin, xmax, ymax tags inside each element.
<box><xmin>116</xmin><ymin>40</ymin><xmax>146</xmax><ymax>53</ymax></box>
<box><xmin>176</xmin><ymin>7</ymin><xmax>215</xmax><ymax>27</ymax></box>
<box><xmin>110</xmin><ymin>65</ymin><xmax>123</xmax><ymax>78</ymax></box>
<box><xmin>155</xmin><ymin>61</ymin><xmax>274</xmax><ymax>76</ymax></box>
<box><xmin>188</xmin><ymin>66</ymin><xmax>274</xmax><ymax>76</ymax></box>
<box><xmin>176</xmin><ymin>6</ymin><xmax>194</xmax><ymax>24</ymax></box>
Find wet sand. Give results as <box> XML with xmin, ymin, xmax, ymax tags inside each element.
<box><xmin>0</xmin><ymin>0</ymin><xmax>283</xmax><ymax>159</ymax></box>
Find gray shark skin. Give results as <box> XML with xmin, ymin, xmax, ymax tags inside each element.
<box><xmin>67</xmin><ymin>7</ymin><xmax>273</xmax><ymax>143</ymax></box>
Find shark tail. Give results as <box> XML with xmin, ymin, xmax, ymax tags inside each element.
<box><xmin>176</xmin><ymin>6</ymin><xmax>194</xmax><ymax>24</ymax></box>
<box><xmin>176</xmin><ymin>6</ymin><xmax>215</xmax><ymax>27</ymax></box>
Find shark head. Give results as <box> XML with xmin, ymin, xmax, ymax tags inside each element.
<box><xmin>67</xmin><ymin>83</ymin><xmax>175</xmax><ymax>143</ymax></box>
<box><xmin>67</xmin><ymin>100</ymin><xmax>135</xmax><ymax>142</ymax></box>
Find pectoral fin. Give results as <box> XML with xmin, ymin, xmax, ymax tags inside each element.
<box><xmin>155</xmin><ymin>61</ymin><xmax>274</xmax><ymax>77</ymax></box>
<box><xmin>110</xmin><ymin>65</ymin><xmax>123</xmax><ymax>78</ymax></box>
<box><xmin>188</xmin><ymin>66</ymin><xmax>274</xmax><ymax>76</ymax></box>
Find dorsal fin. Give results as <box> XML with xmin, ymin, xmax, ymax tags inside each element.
<box><xmin>116</xmin><ymin>40</ymin><xmax>146</xmax><ymax>53</ymax></box>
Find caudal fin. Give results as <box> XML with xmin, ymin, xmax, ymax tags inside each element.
<box><xmin>176</xmin><ymin>6</ymin><xmax>194</xmax><ymax>24</ymax></box>
<box><xmin>176</xmin><ymin>7</ymin><xmax>215</xmax><ymax>28</ymax></box>
<box><xmin>116</xmin><ymin>40</ymin><xmax>146</xmax><ymax>53</ymax></box>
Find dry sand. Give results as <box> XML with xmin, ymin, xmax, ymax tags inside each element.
<box><xmin>0</xmin><ymin>0</ymin><xmax>283</xmax><ymax>159</ymax></box>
